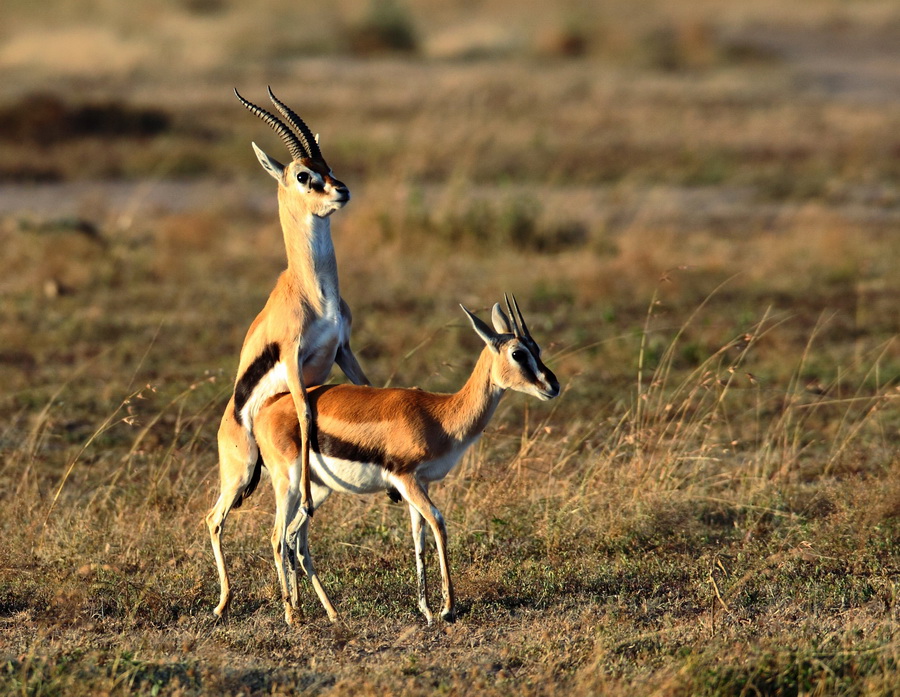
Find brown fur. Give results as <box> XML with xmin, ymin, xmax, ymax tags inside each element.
<box><xmin>205</xmin><ymin>114</ymin><xmax>369</xmax><ymax>622</ymax></box>
<box><xmin>257</xmin><ymin>348</ymin><xmax>498</xmax><ymax>474</ymax></box>
<box><xmin>244</xmin><ymin>306</ymin><xmax>560</xmax><ymax>625</ymax></box>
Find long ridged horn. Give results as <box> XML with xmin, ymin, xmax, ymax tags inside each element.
<box><xmin>504</xmin><ymin>293</ymin><xmax>521</xmax><ymax>338</ymax></box>
<box><xmin>267</xmin><ymin>86</ymin><xmax>325</xmax><ymax>165</ymax></box>
<box><xmin>234</xmin><ymin>88</ymin><xmax>306</xmax><ymax>162</ymax></box>
<box><xmin>510</xmin><ymin>294</ymin><xmax>532</xmax><ymax>340</ymax></box>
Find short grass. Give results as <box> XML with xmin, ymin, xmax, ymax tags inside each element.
<box><xmin>1</xmin><ymin>1</ymin><xmax>900</xmax><ymax>695</ymax></box>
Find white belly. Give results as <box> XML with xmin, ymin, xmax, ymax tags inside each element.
<box><xmin>312</xmin><ymin>453</ymin><xmax>392</xmax><ymax>495</ymax></box>
<box><xmin>310</xmin><ymin>437</ymin><xmax>480</xmax><ymax>497</ymax></box>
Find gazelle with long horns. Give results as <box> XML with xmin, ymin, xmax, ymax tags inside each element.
<box><xmin>206</xmin><ymin>87</ymin><xmax>370</xmax><ymax>619</ymax></box>
<box><xmin>226</xmin><ymin>297</ymin><xmax>560</xmax><ymax>625</ymax></box>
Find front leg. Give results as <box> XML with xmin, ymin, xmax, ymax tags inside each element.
<box><xmin>283</xmin><ymin>400</ymin><xmax>313</xmax><ymax>562</ymax></box>
<box><xmin>408</xmin><ymin>503</ymin><xmax>433</xmax><ymax>625</ymax></box>
<box><xmin>336</xmin><ymin>298</ymin><xmax>371</xmax><ymax>386</ymax></box>
<box><xmin>335</xmin><ymin>343</ymin><xmax>371</xmax><ymax>386</ymax></box>
<box><xmin>285</xmin><ymin>349</ymin><xmax>314</xmax><ymax>524</ymax></box>
<box><xmin>395</xmin><ymin>475</ymin><xmax>456</xmax><ymax>623</ymax></box>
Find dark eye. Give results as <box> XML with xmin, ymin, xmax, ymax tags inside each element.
<box><xmin>511</xmin><ymin>349</ymin><xmax>528</xmax><ymax>364</ymax></box>
<box><xmin>296</xmin><ymin>171</ymin><xmax>310</xmax><ymax>185</ymax></box>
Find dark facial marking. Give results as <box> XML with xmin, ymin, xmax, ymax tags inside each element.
<box><xmin>518</xmin><ymin>359</ymin><xmax>537</xmax><ymax>384</ymax></box>
<box><xmin>302</xmin><ymin>158</ymin><xmax>331</xmax><ymax>177</ymax></box>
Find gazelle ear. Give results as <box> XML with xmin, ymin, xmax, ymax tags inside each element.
<box><xmin>460</xmin><ymin>305</ymin><xmax>500</xmax><ymax>352</ymax></box>
<box><xmin>252</xmin><ymin>142</ymin><xmax>285</xmax><ymax>181</ymax></box>
<box><xmin>491</xmin><ymin>303</ymin><xmax>514</xmax><ymax>334</ymax></box>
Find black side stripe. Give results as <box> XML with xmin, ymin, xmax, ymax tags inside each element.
<box><xmin>309</xmin><ymin>415</ymin><xmax>409</xmax><ymax>471</ymax></box>
<box><xmin>233</xmin><ymin>342</ymin><xmax>281</xmax><ymax>425</ymax></box>
<box><xmin>311</xmin><ymin>427</ymin><xmax>387</xmax><ymax>467</ymax></box>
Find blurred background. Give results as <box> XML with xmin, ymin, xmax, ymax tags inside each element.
<box><xmin>2</xmin><ymin>0</ymin><xmax>898</xmax><ymax>405</ymax></box>
<box><xmin>2</xmin><ymin>2</ymin><xmax>900</xmax><ymax>693</ymax></box>
<box><xmin>1</xmin><ymin>0</ymin><xmax>899</xmax><ymax>477</ymax></box>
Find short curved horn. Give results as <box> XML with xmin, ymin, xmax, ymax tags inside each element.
<box><xmin>510</xmin><ymin>294</ymin><xmax>532</xmax><ymax>340</ymax></box>
<box><xmin>234</xmin><ymin>88</ymin><xmax>306</xmax><ymax>162</ymax></box>
<box><xmin>504</xmin><ymin>294</ymin><xmax>521</xmax><ymax>338</ymax></box>
<box><xmin>267</xmin><ymin>86</ymin><xmax>325</xmax><ymax>165</ymax></box>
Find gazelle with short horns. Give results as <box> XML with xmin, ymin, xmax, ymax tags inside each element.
<box><xmin>206</xmin><ymin>87</ymin><xmax>370</xmax><ymax>620</ymax></box>
<box><xmin>238</xmin><ymin>296</ymin><xmax>560</xmax><ymax>625</ymax></box>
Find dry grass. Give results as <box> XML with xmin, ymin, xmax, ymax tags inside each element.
<box><xmin>1</xmin><ymin>0</ymin><xmax>900</xmax><ymax>695</ymax></box>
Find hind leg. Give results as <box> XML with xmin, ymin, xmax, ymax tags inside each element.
<box><xmin>408</xmin><ymin>503</ymin><xmax>433</xmax><ymax>625</ymax></box>
<box><xmin>206</xmin><ymin>399</ymin><xmax>259</xmax><ymax>619</ymax></box>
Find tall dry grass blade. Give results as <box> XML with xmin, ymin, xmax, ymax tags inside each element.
<box><xmin>39</xmin><ymin>388</ymin><xmax>144</xmax><ymax>544</ymax></box>
<box><xmin>22</xmin><ymin>351</ymin><xmax>108</xmax><ymax>466</ymax></box>
<box><xmin>822</xmin><ymin>338</ymin><xmax>898</xmax><ymax>475</ymax></box>
<box><xmin>37</xmin><ymin>315</ymin><xmax>162</xmax><ymax>543</ymax></box>
<box><xmin>758</xmin><ymin>311</ymin><xmax>836</xmax><ymax>479</ymax></box>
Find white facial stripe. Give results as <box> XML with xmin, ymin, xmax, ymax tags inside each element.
<box><xmin>506</xmin><ymin>341</ymin><xmax>554</xmax><ymax>395</ymax></box>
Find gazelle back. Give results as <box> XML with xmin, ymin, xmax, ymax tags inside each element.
<box><xmin>248</xmin><ymin>296</ymin><xmax>560</xmax><ymax>625</ymax></box>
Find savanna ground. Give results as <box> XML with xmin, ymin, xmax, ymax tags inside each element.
<box><xmin>1</xmin><ymin>0</ymin><xmax>899</xmax><ymax>694</ymax></box>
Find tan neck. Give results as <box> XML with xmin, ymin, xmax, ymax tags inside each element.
<box><xmin>441</xmin><ymin>348</ymin><xmax>505</xmax><ymax>442</ymax></box>
<box><xmin>278</xmin><ymin>194</ymin><xmax>339</xmax><ymax>312</ymax></box>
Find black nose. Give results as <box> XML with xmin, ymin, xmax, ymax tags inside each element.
<box><xmin>545</xmin><ymin>369</ymin><xmax>560</xmax><ymax>397</ymax></box>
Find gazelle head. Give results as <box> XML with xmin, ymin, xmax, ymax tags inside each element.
<box><xmin>461</xmin><ymin>295</ymin><xmax>561</xmax><ymax>401</ymax></box>
<box><xmin>235</xmin><ymin>87</ymin><xmax>350</xmax><ymax>218</ymax></box>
